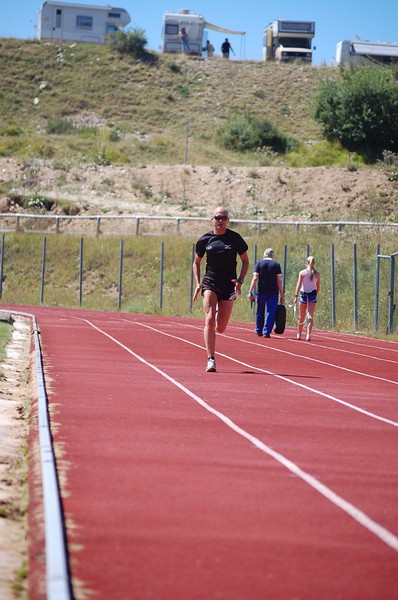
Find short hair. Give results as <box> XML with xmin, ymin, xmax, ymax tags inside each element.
<box><xmin>264</xmin><ymin>248</ymin><xmax>274</xmax><ymax>257</ymax></box>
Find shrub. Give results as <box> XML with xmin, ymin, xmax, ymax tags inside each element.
<box><xmin>218</xmin><ymin>115</ymin><xmax>294</xmax><ymax>154</ymax></box>
<box><xmin>314</xmin><ymin>66</ymin><xmax>398</xmax><ymax>161</ymax></box>
<box><xmin>378</xmin><ymin>150</ymin><xmax>398</xmax><ymax>181</ymax></box>
<box><xmin>106</xmin><ymin>28</ymin><xmax>148</xmax><ymax>58</ymax></box>
<box><xmin>46</xmin><ymin>118</ymin><xmax>76</xmax><ymax>134</ymax></box>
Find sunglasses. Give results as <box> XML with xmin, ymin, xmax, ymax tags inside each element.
<box><xmin>213</xmin><ymin>215</ymin><xmax>228</xmax><ymax>221</ymax></box>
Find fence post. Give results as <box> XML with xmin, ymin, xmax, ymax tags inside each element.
<box><xmin>118</xmin><ymin>239</ymin><xmax>123</xmax><ymax>310</ymax></box>
<box><xmin>185</xmin><ymin>118</ymin><xmax>190</xmax><ymax>164</ymax></box>
<box><xmin>387</xmin><ymin>254</ymin><xmax>395</xmax><ymax>334</ymax></box>
<box><xmin>190</xmin><ymin>244</ymin><xmax>195</xmax><ymax>314</ymax></box>
<box><xmin>0</xmin><ymin>233</ymin><xmax>4</xmax><ymax>298</ymax></box>
<box><xmin>353</xmin><ymin>242</ymin><xmax>358</xmax><ymax>331</ymax></box>
<box><xmin>282</xmin><ymin>244</ymin><xmax>287</xmax><ymax>294</ymax></box>
<box><xmin>79</xmin><ymin>237</ymin><xmax>83</xmax><ymax>307</ymax></box>
<box><xmin>159</xmin><ymin>242</ymin><xmax>164</xmax><ymax>310</ymax></box>
<box><xmin>373</xmin><ymin>244</ymin><xmax>380</xmax><ymax>333</ymax></box>
<box><xmin>40</xmin><ymin>236</ymin><xmax>47</xmax><ymax>304</ymax></box>
<box><xmin>330</xmin><ymin>244</ymin><xmax>336</xmax><ymax>328</ymax></box>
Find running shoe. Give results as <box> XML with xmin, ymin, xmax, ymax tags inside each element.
<box><xmin>306</xmin><ymin>334</ymin><xmax>311</xmax><ymax>341</ymax></box>
<box><xmin>296</xmin><ymin>332</ymin><xmax>302</xmax><ymax>340</ymax></box>
<box><xmin>206</xmin><ymin>357</ymin><xmax>216</xmax><ymax>372</ymax></box>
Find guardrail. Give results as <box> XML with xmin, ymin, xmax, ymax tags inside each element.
<box><xmin>0</xmin><ymin>213</ymin><xmax>397</xmax><ymax>236</ymax></box>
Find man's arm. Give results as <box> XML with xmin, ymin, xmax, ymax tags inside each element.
<box><xmin>192</xmin><ymin>254</ymin><xmax>202</xmax><ymax>301</ymax></box>
<box><xmin>277</xmin><ymin>273</ymin><xmax>284</xmax><ymax>303</ymax></box>
<box><xmin>238</xmin><ymin>251</ymin><xmax>249</xmax><ymax>283</ymax></box>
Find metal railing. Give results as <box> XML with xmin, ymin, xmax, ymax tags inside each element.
<box><xmin>1</xmin><ymin>212</ymin><xmax>398</xmax><ymax>236</ymax></box>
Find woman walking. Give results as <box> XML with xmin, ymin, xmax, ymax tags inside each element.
<box><xmin>293</xmin><ymin>256</ymin><xmax>320</xmax><ymax>341</ymax></box>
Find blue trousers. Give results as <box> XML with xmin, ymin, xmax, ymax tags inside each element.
<box><xmin>255</xmin><ymin>293</ymin><xmax>278</xmax><ymax>336</ymax></box>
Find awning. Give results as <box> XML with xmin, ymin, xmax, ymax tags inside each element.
<box><xmin>204</xmin><ymin>21</ymin><xmax>245</xmax><ymax>36</ymax></box>
<box><xmin>352</xmin><ymin>42</ymin><xmax>398</xmax><ymax>58</ymax></box>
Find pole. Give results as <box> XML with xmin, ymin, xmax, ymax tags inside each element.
<box><xmin>387</xmin><ymin>255</ymin><xmax>395</xmax><ymax>334</ymax></box>
<box><xmin>190</xmin><ymin>244</ymin><xmax>195</xmax><ymax>314</ymax></box>
<box><xmin>79</xmin><ymin>237</ymin><xmax>83</xmax><ymax>307</ymax></box>
<box><xmin>353</xmin><ymin>242</ymin><xmax>358</xmax><ymax>331</ymax></box>
<box><xmin>118</xmin><ymin>239</ymin><xmax>123</xmax><ymax>310</ymax></box>
<box><xmin>373</xmin><ymin>244</ymin><xmax>380</xmax><ymax>333</ymax></box>
<box><xmin>0</xmin><ymin>233</ymin><xmax>4</xmax><ymax>298</ymax></box>
<box><xmin>330</xmin><ymin>244</ymin><xmax>336</xmax><ymax>328</ymax></box>
<box><xmin>282</xmin><ymin>244</ymin><xmax>287</xmax><ymax>294</ymax></box>
<box><xmin>40</xmin><ymin>236</ymin><xmax>47</xmax><ymax>304</ymax></box>
<box><xmin>159</xmin><ymin>242</ymin><xmax>164</xmax><ymax>310</ymax></box>
<box><xmin>184</xmin><ymin>119</ymin><xmax>190</xmax><ymax>164</ymax></box>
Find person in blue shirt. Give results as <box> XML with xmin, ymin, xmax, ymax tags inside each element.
<box><xmin>247</xmin><ymin>248</ymin><xmax>284</xmax><ymax>338</ymax></box>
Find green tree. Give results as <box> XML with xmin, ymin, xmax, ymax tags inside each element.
<box><xmin>314</xmin><ymin>66</ymin><xmax>398</xmax><ymax>161</ymax></box>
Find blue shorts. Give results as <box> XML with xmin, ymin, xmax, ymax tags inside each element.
<box><xmin>300</xmin><ymin>290</ymin><xmax>317</xmax><ymax>303</ymax></box>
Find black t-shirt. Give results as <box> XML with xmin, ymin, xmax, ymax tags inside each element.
<box><xmin>254</xmin><ymin>258</ymin><xmax>281</xmax><ymax>294</ymax></box>
<box><xmin>195</xmin><ymin>229</ymin><xmax>248</xmax><ymax>286</ymax></box>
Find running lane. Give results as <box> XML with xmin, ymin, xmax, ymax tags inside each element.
<box><xmin>6</xmin><ymin>306</ymin><xmax>398</xmax><ymax>600</ymax></box>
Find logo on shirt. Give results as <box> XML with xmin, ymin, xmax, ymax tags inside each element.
<box><xmin>206</xmin><ymin>245</ymin><xmax>213</xmax><ymax>251</ymax></box>
<box><xmin>224</xmin><ymin>245</ymin><xmax>232</xmax><ymax>250</ymax></box>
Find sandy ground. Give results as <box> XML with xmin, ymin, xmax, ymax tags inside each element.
<box><xmin>0</xmin><ymin>315</ymin><xmax>30</xmax><ymax>599</ymax></box>
<box><xmin>0</xmin><ymin>158</ymin><xmax>396</xmax><ymax>224</ymax></box>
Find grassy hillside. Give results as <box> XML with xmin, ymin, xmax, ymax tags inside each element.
<box><xmin>0</xmin><ymin>37</ymin><xmax>333</xmax><ymax>167</ymax></box>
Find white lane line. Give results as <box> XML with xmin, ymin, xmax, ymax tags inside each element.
<box><xmin>83</xmin><ymin>317</ymin><xmax>398</xmax><ymax>553</ymax></box>
<box><xmin>169</xmin><ymin>320</ymin><xmax>398</xmax><ymax>386</ymax></box>
<box><xmin>227</xmin><ymin>333</ymin><xmax>398</xmax><ymax>384</ymax></box>
<box><xmin>131</xmin><ymin>321</ymin><xmax>398</xmax><ymax>427</ymax></box>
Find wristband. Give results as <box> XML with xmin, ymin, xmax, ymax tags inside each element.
<box><xmin>237</xmin><ymin>277</ymin><xmax>244</xmax><ymax>284</ymax></box>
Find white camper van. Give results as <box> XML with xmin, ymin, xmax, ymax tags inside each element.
<box><xmin>37</xmin><ymin>1</ymin><xmax>131</xmax><ymax>44</ymax></box>
<box><xmin>161</xmin><ymin>9</ymin><xmax>245</xmax><ymax>57</ymax></box>
<box><xmin>162</xmin><ymin>9</ymin><xmax>205</xmax><ymax>55</ymax></box>
<box><xmin>336</xmin><ymin>40</ymin><xmax>398</xmax><ymax>66</ymax></box>
<box><xmin>262</xmin><ymin>20</ymin><xmax>315</xmax><ymax>63</ymax></box>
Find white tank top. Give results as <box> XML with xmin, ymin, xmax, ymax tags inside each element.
<box><xmin>301</xmin><ymin>269</ymin><xmax>318</xmax><ymax>293</ymax></box>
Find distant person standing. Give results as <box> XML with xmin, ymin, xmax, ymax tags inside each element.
<box><xmin>179</xmin><ymin>27</ymin><xmax>191</xmax><ymax>54</ymax></box>
<box><xmin>293</xmin><ymin>256</ymin><xmax>320</xmax><ymax>341</ymax></box>
<box><xmin>203</xmin><ymin>40</ymin><xmax>215</xmax><ymax>57</ymax></box>
<box><xmin>247</xmin><ymin>248</ymin><xmax>284</xmax><ymax>338</ymax></box>
<box><xmin>221</xmin><ymin>38</ymin><xmax>234</xmax><ymax>59</ymax></box>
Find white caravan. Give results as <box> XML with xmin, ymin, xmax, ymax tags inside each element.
<box><xmin>37</xmin><ymin>1</ymin><xmax>131</xmax><ymax>44</ymax></box>
<box><xmin>336</xmin><ymin>40</ymin><xmax>398</xmax><ymax>66</ymax></box>
<box><xmin>262</xmin><ymin>20</ymin><xmax>315</xmax><ymax>63</ymax></box>
<box><xmin>161</xmin><ymin>9</ymin><xmax>245</xmax><ymax>57</ymax></box>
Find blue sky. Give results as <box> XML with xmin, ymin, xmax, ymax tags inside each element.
<box><xmin>1</xmin><ymin>0</ymin><xmax>397</xmax><ymax>65</ymax></box>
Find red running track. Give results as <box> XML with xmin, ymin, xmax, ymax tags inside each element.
<box><xmin>7</xmin><ymin>305</ymin><xmax>398</xmax><ymax>600</ymax></box>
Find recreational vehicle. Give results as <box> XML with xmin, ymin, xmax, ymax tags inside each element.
<box><xmin>37</xmin><ymin>1</ymin><xmax>131</xmax><ymax>44</ymax></box>
<box><xmin>336</xmin><ymin>40</ymin><xmax>398</xmax><ymax>66</ymax></box>
<box><xmin>262</xmin><ymin>20</ymin><xmax>315</xmax><ymax>63</ymax></box>
<box><xmin>161</xmin><ymin>9</ymin><xmax>245</xmax><ymax>57</ymax></box>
